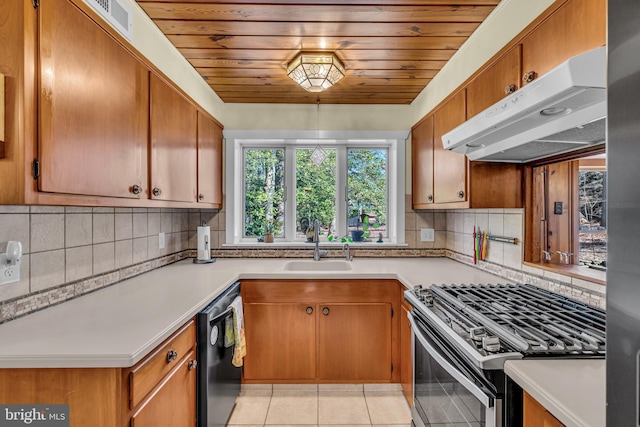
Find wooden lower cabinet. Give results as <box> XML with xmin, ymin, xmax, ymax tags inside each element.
<box><xmin>317</xmin><ymin>303</ymin><xmax>392</xmax><ymax>381</ymax></box>
<box><xmin>241</xmin><ymin>279</ymin><xmax>400</xmax><ymax>383</ymax></box>
<box><xmin>243</xmin><ymin>303</ymin><xmax>316</xmax><ymax>381</ymax></box>
<box><xmin>131</xmin><ymin>350</ymin><xmax>196</xmax><ymax>427</ymax></box>
<box><xmin>0</xmin><ymin>319</ymin><xmax>197</xmax><ymax>427</ymax></box>
<box><xmin>523</xmin><ymin>391</ymin><xmax>565</xmax><ymax>427</ymax></box>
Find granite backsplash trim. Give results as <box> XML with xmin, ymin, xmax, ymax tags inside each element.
<box><xmin>446</xmin><ymin>250</ymin><xmax>605</xmax><ymax>309</ymax></box>
<box><xmin>0</xmin><ymin>251</ymin><xmax>190</xmax><ymax>324</ymax></box>
<box><xmin>209</xmin><ymin>247</ymin><xmax>445</xmax><ymax>258</ymax></box>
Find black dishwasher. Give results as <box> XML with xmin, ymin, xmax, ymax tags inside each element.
<box><xmin>197</xmin><ymin>281</ymin><xmax>241</xmax><ymax>427</ymax></box>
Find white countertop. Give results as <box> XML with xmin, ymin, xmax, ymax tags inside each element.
<box><xmin>0</xmin><ymin>257</ymin><xmax>505</xmax><ymax>368</ymax></box>
<box><xmin>505</xmin><ymin>359</ymin><xmax>605</xmax><ymax>427</ymax></box>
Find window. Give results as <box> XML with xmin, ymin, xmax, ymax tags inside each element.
<box><xmin>243</xmin><ymin>148</ymin><xmax>285</xmax><ymax>237</ymax></box>
<box><xmin>578</xmin><ymin>158</ymin><xmax>607</xmax><ymax>270</ymax></box>
<box><xmin>225</xmin><ymin>131</ymin><xmax>406</xmax><ymax>245</ymax></box>
<box><xmin>526</xmin><ymin>152</ymin><xmax>606</xmax><ymax>274</ymax></box>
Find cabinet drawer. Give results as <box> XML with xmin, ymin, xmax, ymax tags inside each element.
<box><xmin>129</xmin><ymin>320</ymin><xmax>196</xmax><ymax>408</ymax></box>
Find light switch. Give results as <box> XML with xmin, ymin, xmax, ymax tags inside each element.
<box><xmin>420</xmin><ymin>228</ymin><xmax>435</xmax><ymax>242</ymax></box>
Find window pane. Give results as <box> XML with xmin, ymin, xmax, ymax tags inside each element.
<box><xmin>579</xmin><ymin>170</ymin><xmax>607</xmax><ymax>270</ymax></box>
<box><xmin>347</xmin><ymin>149</ymin><xmax>387</xmax><ymax>242</ymax></box>
<box><xmin>296</xmin><ymin>148</ymin><xmax>336</xmax><ymax>240</ymax></box>
<box><xmin>244</xmin><ymin>148</ymin><xmax>285</xmax><ymax>237</ymax></box>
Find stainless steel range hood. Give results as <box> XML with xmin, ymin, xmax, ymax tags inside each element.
<box><xmin>441</xmin><ymin>47</ymin><xmax>606</xmax><ymax>163</ymax></box>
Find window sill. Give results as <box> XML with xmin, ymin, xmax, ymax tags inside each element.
<box><xmin>523</xmin><ymin>261</ymin><xmax>606</xmax><ymax>286</ymax></box>
<box><xmin>222</xmin><ymin>241</ymin><xmax>409</xmax><ymax>249</ymax></box>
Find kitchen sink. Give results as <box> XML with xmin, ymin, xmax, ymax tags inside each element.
<box><xmin>283</xmin><ymin>260</ymin><xmax>353</xmax><ymax>271</ymax></box>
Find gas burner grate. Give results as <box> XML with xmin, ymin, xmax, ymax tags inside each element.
<box><xmin>430</xmin><ymin>283</ymin><xmax>606</xmax><ymax>356</ymax></box>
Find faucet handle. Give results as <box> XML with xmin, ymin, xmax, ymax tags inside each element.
<box><xmin>342</xmin><ymin>243</ymin><xmax>353</xmax><ymax>261</ymax></box>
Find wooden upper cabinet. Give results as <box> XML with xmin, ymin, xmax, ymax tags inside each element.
<box><xmin>411</xmin><ymin>116</ymin><xmax>434</xmax><ymax>208</ymax></box>
<box><xmin>467</xmin><ymin>46</ymin><xmax>522</xmax><ymax>118</ymax></box>
<box><xmin>197</xmin><ymin>112</ymin><xmax>223</xmax><ymax>206</ymax></box>
<box><xmin>150</xmin><ymin>74</ymin><xmax>197</xmax><ymax>202</ymax></box>
<box><xmin>521</xmin><ymin>0</ymin><xmax>606</xmax><ymax>85</ymax></box>
<box><xmin>38</xmin><ymin>0</ymin><xmax>148</xmax><ymax>198</ymax></box>
<box><xmin>433</xmin><ymin>90</ymin><xmax>468</xmax><ymax>204</ymax></box>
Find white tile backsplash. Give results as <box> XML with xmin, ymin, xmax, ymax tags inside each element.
<box><xmin>65</xmin><ymin>214</ymin><xmax>93</xmax><ymax>248</ymax></box>
<box><xmin>31</xmin><ymin>214</ymin><xmax>64</xmax><ymax>252</ymax></box>
<box><xmin>30</xmin><ymin>250</ymin><xmax>65</xmax><ymax>291</ymax></box>
<box><xmin>0</xmin><ymin>206</ymin><xmax>220</xmax><ymax>323</ymax></box>
<box><xmin>93</xmin><ymin>213</ymin><xmax>115</xmax><ymax>244</ymax></box>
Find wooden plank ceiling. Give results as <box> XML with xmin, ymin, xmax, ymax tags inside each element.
<box><xmin>136</xmin><ymin>0</ymin><xmax>501</xmax><ymax>104</ymax></box>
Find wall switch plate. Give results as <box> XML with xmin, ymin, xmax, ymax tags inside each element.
<box><xmin>159</xmin><ymin>232</ymin><xmax>165</xmax><ymax>249</ymax></box>
<box><xmin>420</xmin><ymin>228</ymin><xmax>435</xmax><ymax>242</ymax></box>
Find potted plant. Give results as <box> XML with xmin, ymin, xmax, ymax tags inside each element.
<box><xmin>263</xmin><ymin>222</ymin><xmax>274</xmax><ymax>243</ymax></box>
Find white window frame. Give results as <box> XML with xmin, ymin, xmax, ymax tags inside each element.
<box><xmin>224</xmin><ymin>130</ymin><xmax>408</xmax><ymax>245</ymax></box>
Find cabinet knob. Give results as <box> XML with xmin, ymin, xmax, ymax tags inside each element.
<box><xmin>322</xmin><ymin>307</ymin><xmax>330</xmax><ymax>316</ymax></box>
<box><xmin>522</xmin><ymin>71</ymin><xmax>537</xmax><ymax>83</ymax></box>
<box><xmin>131</xmin><ymin>184</ymin><xmax>142</xmax><ymax>195</ymax></box>
<box><xmin>457</xmin><ymin>190</ymin><xmax>465</xmax><ymax>199</ymax></box>
<box><xmin>152</xmin><ymin>187</ymin><xmax>162</xmax><ymax>197</ymax></box>
<box><xmin>427</xmin><ymin>194</ymin><xmax>433</xmax><ymax>202</ymax></box>
<box><xmin>504</xmin><ymin>84</ymin><xmax>517</xmax><ymax>95</ymax></box>
<box><xmin>306</xmin><ymin>306</ymin><xmax>313</xmax><ymax>315</ymax></box>
<box><xmin>166</xmin><ymin>349</ymin><xmax>178</xmax><ymax>363</ymax></box>
<box><xmin>198</xmin><ymin>193</ymin><xmax>205</xmax><ymax>201</ymax></box>
<box><xmin>188</xmin><ymin>359</ymin><xmax>198</xmax><ymax>370</ymax></box>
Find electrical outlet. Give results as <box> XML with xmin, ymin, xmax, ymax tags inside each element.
<box><xmin>420</xmin><ymin>228</ymin><xmax>435</xmax><ymax>242</ymax></box>
<box><xmin>0</xmin><ymin>240</ymin><xmax>22</xmax><ymax>286</ymax></box>
<box><xmin>159</xmin><ymin>232</ymin><xmax>165</xmax><ymax>249</ymax></box>
<box><xmin>0</xmin><ymin>264</ymin><xmax>20</xmax><ymax>286</ymax></box>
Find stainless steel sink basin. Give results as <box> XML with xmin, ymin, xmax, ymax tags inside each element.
<box><xmin>283</xmin><ymin>260</ymin><xmax>353</xmax><ymax>271</ymax></box>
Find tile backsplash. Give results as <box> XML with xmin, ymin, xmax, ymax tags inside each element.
<box><xmin>0</xmin><ymin>197</ymin><xmax>606</xmax><ymax>324</ymax></box>
<box><xmin>0</xmin><ymin>206</ymin><xmax>223</xmax><ymax>323</ymax></box>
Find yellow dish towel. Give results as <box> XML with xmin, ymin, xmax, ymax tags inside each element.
<box><xmin>229</xmin><ymin>296</ymin><xmax>247</xmax><ymax>367</ymax></box>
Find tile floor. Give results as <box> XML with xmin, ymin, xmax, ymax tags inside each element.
<box><xmin>228</xmin><ymin>384</ymin><xmax>412</xmax><ymax>426</ymax></box>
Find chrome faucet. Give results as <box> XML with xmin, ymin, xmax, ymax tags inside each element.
<box><xmin>342</xmin><ymin>243</ymin><xmax>353</xmax><ymax>261</ymax></box>
<box><xmin>312</xmin><ymin>218</ymin><xmax>327</xmax><ymax>261</ymax></box>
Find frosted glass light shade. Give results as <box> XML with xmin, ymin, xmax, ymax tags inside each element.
<box><xmin>287</xmin><ymin>53</ymin><xmax>345</xmax><ymax>93</ymax></box>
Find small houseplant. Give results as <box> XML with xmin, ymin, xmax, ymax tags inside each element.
<box><xmin>263</xmin><ymin>222</ymin><xmax>274</xmax><ymax>243</ymax></box>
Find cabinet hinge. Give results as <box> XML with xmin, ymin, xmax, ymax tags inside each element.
<box><xmin>391</xmin><ymin>307</ymin><xmax>394</xmax><ymax>318</ymax></box>
<box><xmin>32</xmin><ymin>0</ymin><xmax>39</xmax><ymax>9</ymax></box>
<box><xmin>391</xmin><ymin>363</ymin><xmax>394</xmax><ymax>373</ymax></box>
<box><xmin>32</xmin><ymin>158</ymin><xmax>40</xmax><ymax>180</ymax></box>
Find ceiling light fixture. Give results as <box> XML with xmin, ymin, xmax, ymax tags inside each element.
<box><xmin>287</xmin><ymin>52</ymin><xmax>345</xmax><ymax>92</ymax></box>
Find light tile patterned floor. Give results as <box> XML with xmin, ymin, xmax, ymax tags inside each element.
<box><xmin>228</xmin><ymin>384</ymin><xmax>412</xmax><ymax>426</ymax></box>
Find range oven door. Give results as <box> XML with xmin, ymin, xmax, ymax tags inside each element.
<box><xmin>409</xmin><ymin>311</ymin><xmax>501</xmax><ymax>427</ymax></box>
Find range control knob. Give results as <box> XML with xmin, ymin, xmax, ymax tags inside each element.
<box><xmin>482</xmin><ymin>336</ymin><xmax>501</xmax><ymax>353</ymax></box>
<box><xmin>470</xmin><ymin>327</ymin><xmax>487</xmax><ymax>343</ymax></box>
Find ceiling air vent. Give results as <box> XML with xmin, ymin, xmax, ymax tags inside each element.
<box><xmin>84</xmin><ymin>0</ymin><xmax>133</xmax><ymax>41</ymax></box>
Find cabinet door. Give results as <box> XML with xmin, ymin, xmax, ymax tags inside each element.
<box><xmin>523</xmin><ymin>391</ymin><xmax>565</xmax><ymax>427</ymax></box>
<box><xmin>39</xmin><ymin>0</ymin><xmax>148</xmax><ymax>198</ymax></box>
<box><xmin>131</xmin><ymin>350</ymin><xmax>197</xmax><ymax>427</ymax></box>
<box><xmin>521</xmin><ymin>0</ymin><xmax>605</xmax><ymax>85</ymax></box>
<box><xmin>197</xmin><ymin>112</ymin><xmax>223</xmax><ymax>206</ymax></box>
<box><xmin>433</xmin><ymin>90</ymin><xmax>467</xmax><ymax>204</ymax></box>
<box><xmin>411</xmin><ymin>116</ymin><xmax>434</xmax><ymax>208</ymax></box>
<box><xmin>467</xmin><ymin>46</ymin><xmax>521</xmax><ymax>118</ymax></box>
<box><xmin>243</xmin><ymin>303</ymin><xmax>316</xmax><ymax>380</ymax></box>
<box><xmin>400</xmin><ymin>303</ymin><xmax>413</xmax><ymax>405</ymax></box>
<box><xmin>150</xmin><ymin>73</ymin><xmax>197</xmax><ymax>202</ymax></box>
<box><xmin>317</xmin><ymin>303</ymin><xmax>392</xmax><ymax>381</ymax></box>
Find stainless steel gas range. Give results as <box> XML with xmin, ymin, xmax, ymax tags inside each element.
<box><xmin>404</xmin><ymin>283</ymin><xmax>606</xmax><ymax>427</ymax></box>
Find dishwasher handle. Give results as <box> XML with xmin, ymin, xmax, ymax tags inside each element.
<box><xmin>209</xmin><ymin>306</ymin><xmax>234</xmax><ymax>326</ymax></box>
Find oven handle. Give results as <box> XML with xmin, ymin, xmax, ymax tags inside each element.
<box><xmin>408</xmin><ymin>311</ymin><xmax>492</xmax><ymax>408</ymax></box>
